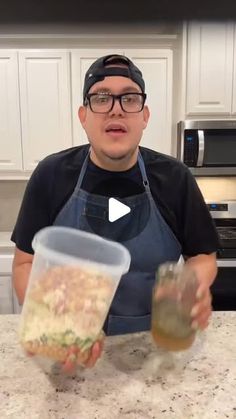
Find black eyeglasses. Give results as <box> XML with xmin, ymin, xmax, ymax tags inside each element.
<box><xmin>85</xmin><ymin>92</ymin><xmax>147</xmax><ymax>113</ymax></box>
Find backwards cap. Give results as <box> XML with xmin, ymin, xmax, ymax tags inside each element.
<box><xmin>83</xmin><ymin>54</ymin><xmax>145</xmax><ymax>105</ymax></box>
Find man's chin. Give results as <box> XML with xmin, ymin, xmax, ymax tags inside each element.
<box><xmin>102</xmin><ymin>147</ymin><xmax>137</xmax><ymax>162</ymax></box>
<box><xmin>104</xmin><ymin>153</ymin><xmax>127</xmax><ymax>161</ymax></box>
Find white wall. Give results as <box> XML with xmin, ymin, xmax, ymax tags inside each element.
<box><xmin>0</xmin><ymin>181</ymin><xmax>27</xmax><ymax>231</ymax></box>
<box><xmin>196</xmin><ymin>177</ymin><xmax>236</xmax><ymax>201</ymax></box>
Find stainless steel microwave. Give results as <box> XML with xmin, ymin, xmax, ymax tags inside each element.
<box><xmin>177</xmin><ymin>120</ymin><xmax>236</xmax><ymax>175</ymax></box>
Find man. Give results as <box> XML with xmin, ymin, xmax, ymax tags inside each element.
<box><xmin>12</xmin><ymin>54</ymin><xmax>219</xmax><ymax>369</ymax></box>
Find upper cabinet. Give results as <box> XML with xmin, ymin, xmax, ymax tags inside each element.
<box><xmin>71</xmin><ymin>48</ymin><xmax>173</xmax><ymax>155</ymax></box>
<box><xmin>19</xmin><ymin>51</ymin><xmax>72</xmax><ymax>171</ymax></box>
<box><xmin>186</xmin><ymin>22</ymin><xmax>235</xmax><ymax>115</ymax></box>
<box><xmin>233</xmin><ymin>29</ymin><xmax>236</xmax><ymax>115</ymax></box>
<box><xmin>0</xmin><ymin>50</ymin><xmax>72</xmax><ymax>176</ymax></box>
<box><xmin>2</xmin><ymin>27</ymin><xmax>236</xmax><ymax>176</ymax></box>
<box><xmin>0</xmin><ymin>51</ymin><xmax>22</xmax><ymax>171</ymax></box>
<box><xmin>126</xmin><ymin>49</ymin><xmax>173</xmax><ymax>155</ymax></box>
<box><xmin>0</xmin><ymin>44</ymin><xmax>174</xmax><ymax>177</ymax></box>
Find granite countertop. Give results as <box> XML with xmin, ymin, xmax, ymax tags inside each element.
<box><xmin>0</xmin><ymin>312</ymin><xmax>236</xmax><ymax>419</ymax></box>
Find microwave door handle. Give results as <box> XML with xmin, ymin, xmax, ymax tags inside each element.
<box><xmin>197</xmin><ymin>130</ymin><xmax>205</xmax><ymax>166</ymax></box>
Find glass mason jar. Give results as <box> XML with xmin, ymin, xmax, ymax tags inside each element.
<box><xmin>151</xmin><ymin>262</ymin><xmax>199</xmax><ymax>351</ymax></box>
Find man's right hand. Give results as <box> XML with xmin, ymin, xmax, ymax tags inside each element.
<box><xmin>62</xmin><ymin>337</ymin><xmax>105</xmax><ymax>373</ymax></box>
<box><xmin>25</xmin><ymin>332</ymin><xmax>105</xmax><ymax>373</ymax></box>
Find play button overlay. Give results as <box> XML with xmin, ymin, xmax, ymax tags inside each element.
<box><xmin>108</xmin><ymin>198</ymin><xmax>131</xmax><ymax>222</ymax></box>
<box><xmin>85</xmin><ymin>176</ymin><xmax>150</xmax><ymax>241</ymax></box>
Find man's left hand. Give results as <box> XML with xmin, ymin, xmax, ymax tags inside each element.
<box><xmin>185</xmin><ymin>253</ymin><xmax>217</xmax><ymax>331</ymax></box>
<box><xmin>190</xmin><ymin>283</ymin><xmax>213</xmax><ymax>330</ymax></box>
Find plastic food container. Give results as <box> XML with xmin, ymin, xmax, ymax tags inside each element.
<box><xmin>151</xmin><ymin>262</ymin><xmax>198</xmax><ymax>352</ymax></box>
<box><xmin>19</xmin><ymin>226</ymin><xmax>131</xmax><ymax>371</ymax></box>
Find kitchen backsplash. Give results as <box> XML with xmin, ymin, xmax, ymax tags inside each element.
<box><xmin>196</xmin><ymin>177</ymin><xmax>236</xmax><ymax>201</ymax></box>
<box><xmin>0</xmin><ymin>181</ymin><xmax>27</xmax><ymax>232</ymax></box>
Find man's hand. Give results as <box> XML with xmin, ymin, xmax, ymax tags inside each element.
<box><xmin>25</xmin><ymin>332</ymin><xmax>105</xmax><ymax>374</ymax></box>
<box><xmin>190</xmin><ymin>284</ymin><xmax>212</xmax><ymax>330</ymax></box>
<box><xmin>62</xmin><ymin>336</ymin><xmax>105</xmax><ymax>373</ymax></box>
<box><xmin>185</xmin><ymin>252</ymin><xmax>217</xmax><ymax>331</ymax></box>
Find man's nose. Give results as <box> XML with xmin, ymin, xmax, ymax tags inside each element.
<box><xmin>109</xmin><ymin>98</ymin><xmax>125</xmax><ymax>116</ymax></box>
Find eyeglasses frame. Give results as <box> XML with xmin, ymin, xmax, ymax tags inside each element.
<box><xmin>84</xmin><ymin>92</ymin><xmax>147</xmax><ymax>113</ymax></box>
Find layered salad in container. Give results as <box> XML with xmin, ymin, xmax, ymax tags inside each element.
<box><xmin>19</xmin><ymin>264</ymin><xmax>113</xmax><ymax>366</ymax></box>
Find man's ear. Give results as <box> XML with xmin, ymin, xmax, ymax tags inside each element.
<box><xmin>143</xmin><ymin>105</ymin><xmax>150</xmax><ymax>129</ymax></box>
<box><xmin>78</xmin><ymin>106</ymin><xmax>87</xmax><ymax>126</ymax></box>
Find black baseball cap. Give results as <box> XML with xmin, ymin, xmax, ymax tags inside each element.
<box><xmin>83</xmin><ymin>54</ymin><xmax>145</xmax><ymax>105</ymax></box>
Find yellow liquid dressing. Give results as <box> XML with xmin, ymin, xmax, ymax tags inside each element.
<box><xmin>151</xmin><ymin>298</ymin><xmax>196</xmax><ymax>351</ymax></box>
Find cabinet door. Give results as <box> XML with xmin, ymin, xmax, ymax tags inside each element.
<box><xmin>232</xmin><ymin>27</ymin><xmax>236</xmax><ymax>115</ymax></box>
<box><xmin>0</xmin><ymin>276</ymin><xmax>13</xmax><ymax>314</ymax></box>
<box><xmin>0</xmin><ymin>51</ymin><xmax>22</xmax><ymax>171</ymax></box>
<box><xmin>125</xmin><ymin>49</ymin><xmax>173</xmax><ymax>155</ymax></box>
<box><xmin>71</xmin><ymin>49</ymin><xmax>123</xmax><ymax>146</ymax></box>
<box><xmin>186</xmin><ymin>22</ymin><xmax>234</xmax><ymax>115</ymax></box>
<box><xmin>19</xmin><ymin>51</ymin><xmax>72</xmax><ymax>171</ymax></box>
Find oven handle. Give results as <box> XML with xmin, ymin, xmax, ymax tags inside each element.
<box><xmin>197</xmin><ymin>129</ymin><xmax>204</xmax><ymax>166</ymax></box>
<box><xmin>217</xmin><ymin>259</ymin><xmax>236</xmax><ymax>267</ymax></box>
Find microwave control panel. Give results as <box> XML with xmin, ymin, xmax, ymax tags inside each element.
<box><xmin>184</xmin><ymin>130</ymin><xmax>198</xmax><ymax>166</ymax></box>
<box><xmin>207</xmin><ymin>203</ymin><xmax>228</xmax><ymax>212</ymax></box>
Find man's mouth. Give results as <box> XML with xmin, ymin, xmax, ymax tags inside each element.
<box><xmin>105</xmin><ymin>124</ymin><xmax>127</xmax><ymax>134</ymax></box>
<box><xmin>106</xmin><ymin>128</ymin><xmax>126</xmax><ymax>133</ymax></box>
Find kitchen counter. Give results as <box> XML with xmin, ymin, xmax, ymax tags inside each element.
<box><xmin>0</xmin><ymin>312</ymin><xmax>236</xmax><ymax>419</ymax></box>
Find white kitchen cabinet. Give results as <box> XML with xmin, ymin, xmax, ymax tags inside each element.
<box><xmin>186</xmin><ymin>22</ymin><xmax>234</xmax><ymax>115</ymax></box>
<box><xmin>0</xmin><ymin>46</ymin><xmax>174</xmax><ymax>177</ymax></box>
<box><xmin>126</xmin><ymin>49</ymin><xmax>173</xmax><ymax>155</ymax></box>
<box><xmin>0</xmin><ymin>254</ymin><xmax>21</xmax><ymax>314</ymax></box>
<box><xmin>0</xmin><ymin>276</ymin><xmax>13</xmax><ymax>314</ymax></box>
<box><xmin>0</xmin><ymin>50</ymin><xmax>72</xmax><ymax>176</ymax></box>
<box><xmin>19</xmin><ymin>50</ymin><xmax>72</xmax><ymax>171</ymax></box>
<box><xmin>71</xmin><ymin>48</ymin><xmax>173</xmax><ymax>155</ymax></box>
<box><xmin>232</xmin><ymin>28</ymin><xmax>236</xmax><ymax>115</ymax></box>
<box><xmin>0</xmin><ymin>51</ymin><xmax>22</xmax><ymax>171</ymax></box>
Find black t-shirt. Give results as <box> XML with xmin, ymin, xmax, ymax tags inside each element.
<box><xmin>11</xmin><ymin>144</ymin><xmax>220</xmax><ymax>256</ymax></box>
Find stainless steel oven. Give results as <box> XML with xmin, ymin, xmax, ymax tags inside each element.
<box><xmin>177</xmin><ymin>120</ymin><xmax>236</xmax><ymax>175</ymax></box>
<box><xmin>207</xmin><ymin>200</ymin><xmax>236</xmax><ymax>310</ymax></box>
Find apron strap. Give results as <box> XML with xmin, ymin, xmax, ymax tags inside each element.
<box><xmin>74</xmin><ymin>150</ymin><xmax>90</xmax><ymax>192</ymax></box>
<box><xmin>74</xmin><ymin>148</ymin><xmax>150</xmax><ymax>194</ymax></box>
<box><xmin>137</xmin><ymin>150</ymin><xmax>151</xmax><ymax>193</ymax></box>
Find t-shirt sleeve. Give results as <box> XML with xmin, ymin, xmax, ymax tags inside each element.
<box><xmin>179</xmin><ymin>167</ymin><xmax>220</xmax><ymax>257</ymax></box>
<box><xmin>11</xmin><ymin>160</ymin><xmax>54</xmax><ymax>254</ymax></box>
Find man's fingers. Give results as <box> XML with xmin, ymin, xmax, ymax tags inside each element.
<box><xmin>191</xmin><ymin>289</ymin><xmax>212</xmax><ymax>316</ymax></box>
<box><xmin>154</xmin><ymin>285</ymin><xmax>181</xmax><ymax>301</ymax></box>
<box><xmin>61</xmin><ymin>335</ymin><xmax>105</xmax><ymax>372</ymax></box>
<box><xmin>196</xmin><ymin>283</ymin><xmax>207</xmax><ymax>300</ymax></box>
<box><xmin>192</xmin><ymin>307</ymin><xmax>212</xmax><ymax>330</ymax></box>
<box><xmin>196</xmin><ymin>283</ymin><xmax>212</xmax><ymax>304</ymax></box>
<box><xmin>84</xmin><ymin>341</ymin><xmax>103</xmax><ymax>368</ymax></box>
<box><xmin>189</xmin><ymin>285</ymin><xmax>212</xmax><ymax>331</ymax></box>
<box><xmin>62</xmin><ymin>359</ymin><xmax>76</xmax><ymax>373</ymax></box>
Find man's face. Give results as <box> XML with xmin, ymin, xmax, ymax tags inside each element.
<box><xmin>78</xmin><ymin>76</ymin><xmax>150</xmax><ymax>164</ymax></box>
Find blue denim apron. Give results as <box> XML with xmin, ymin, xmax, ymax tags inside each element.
<box><xmin>54</xmin><ymin>150</ymin><xmax>182</xmax><ymax>335</ymax></box>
